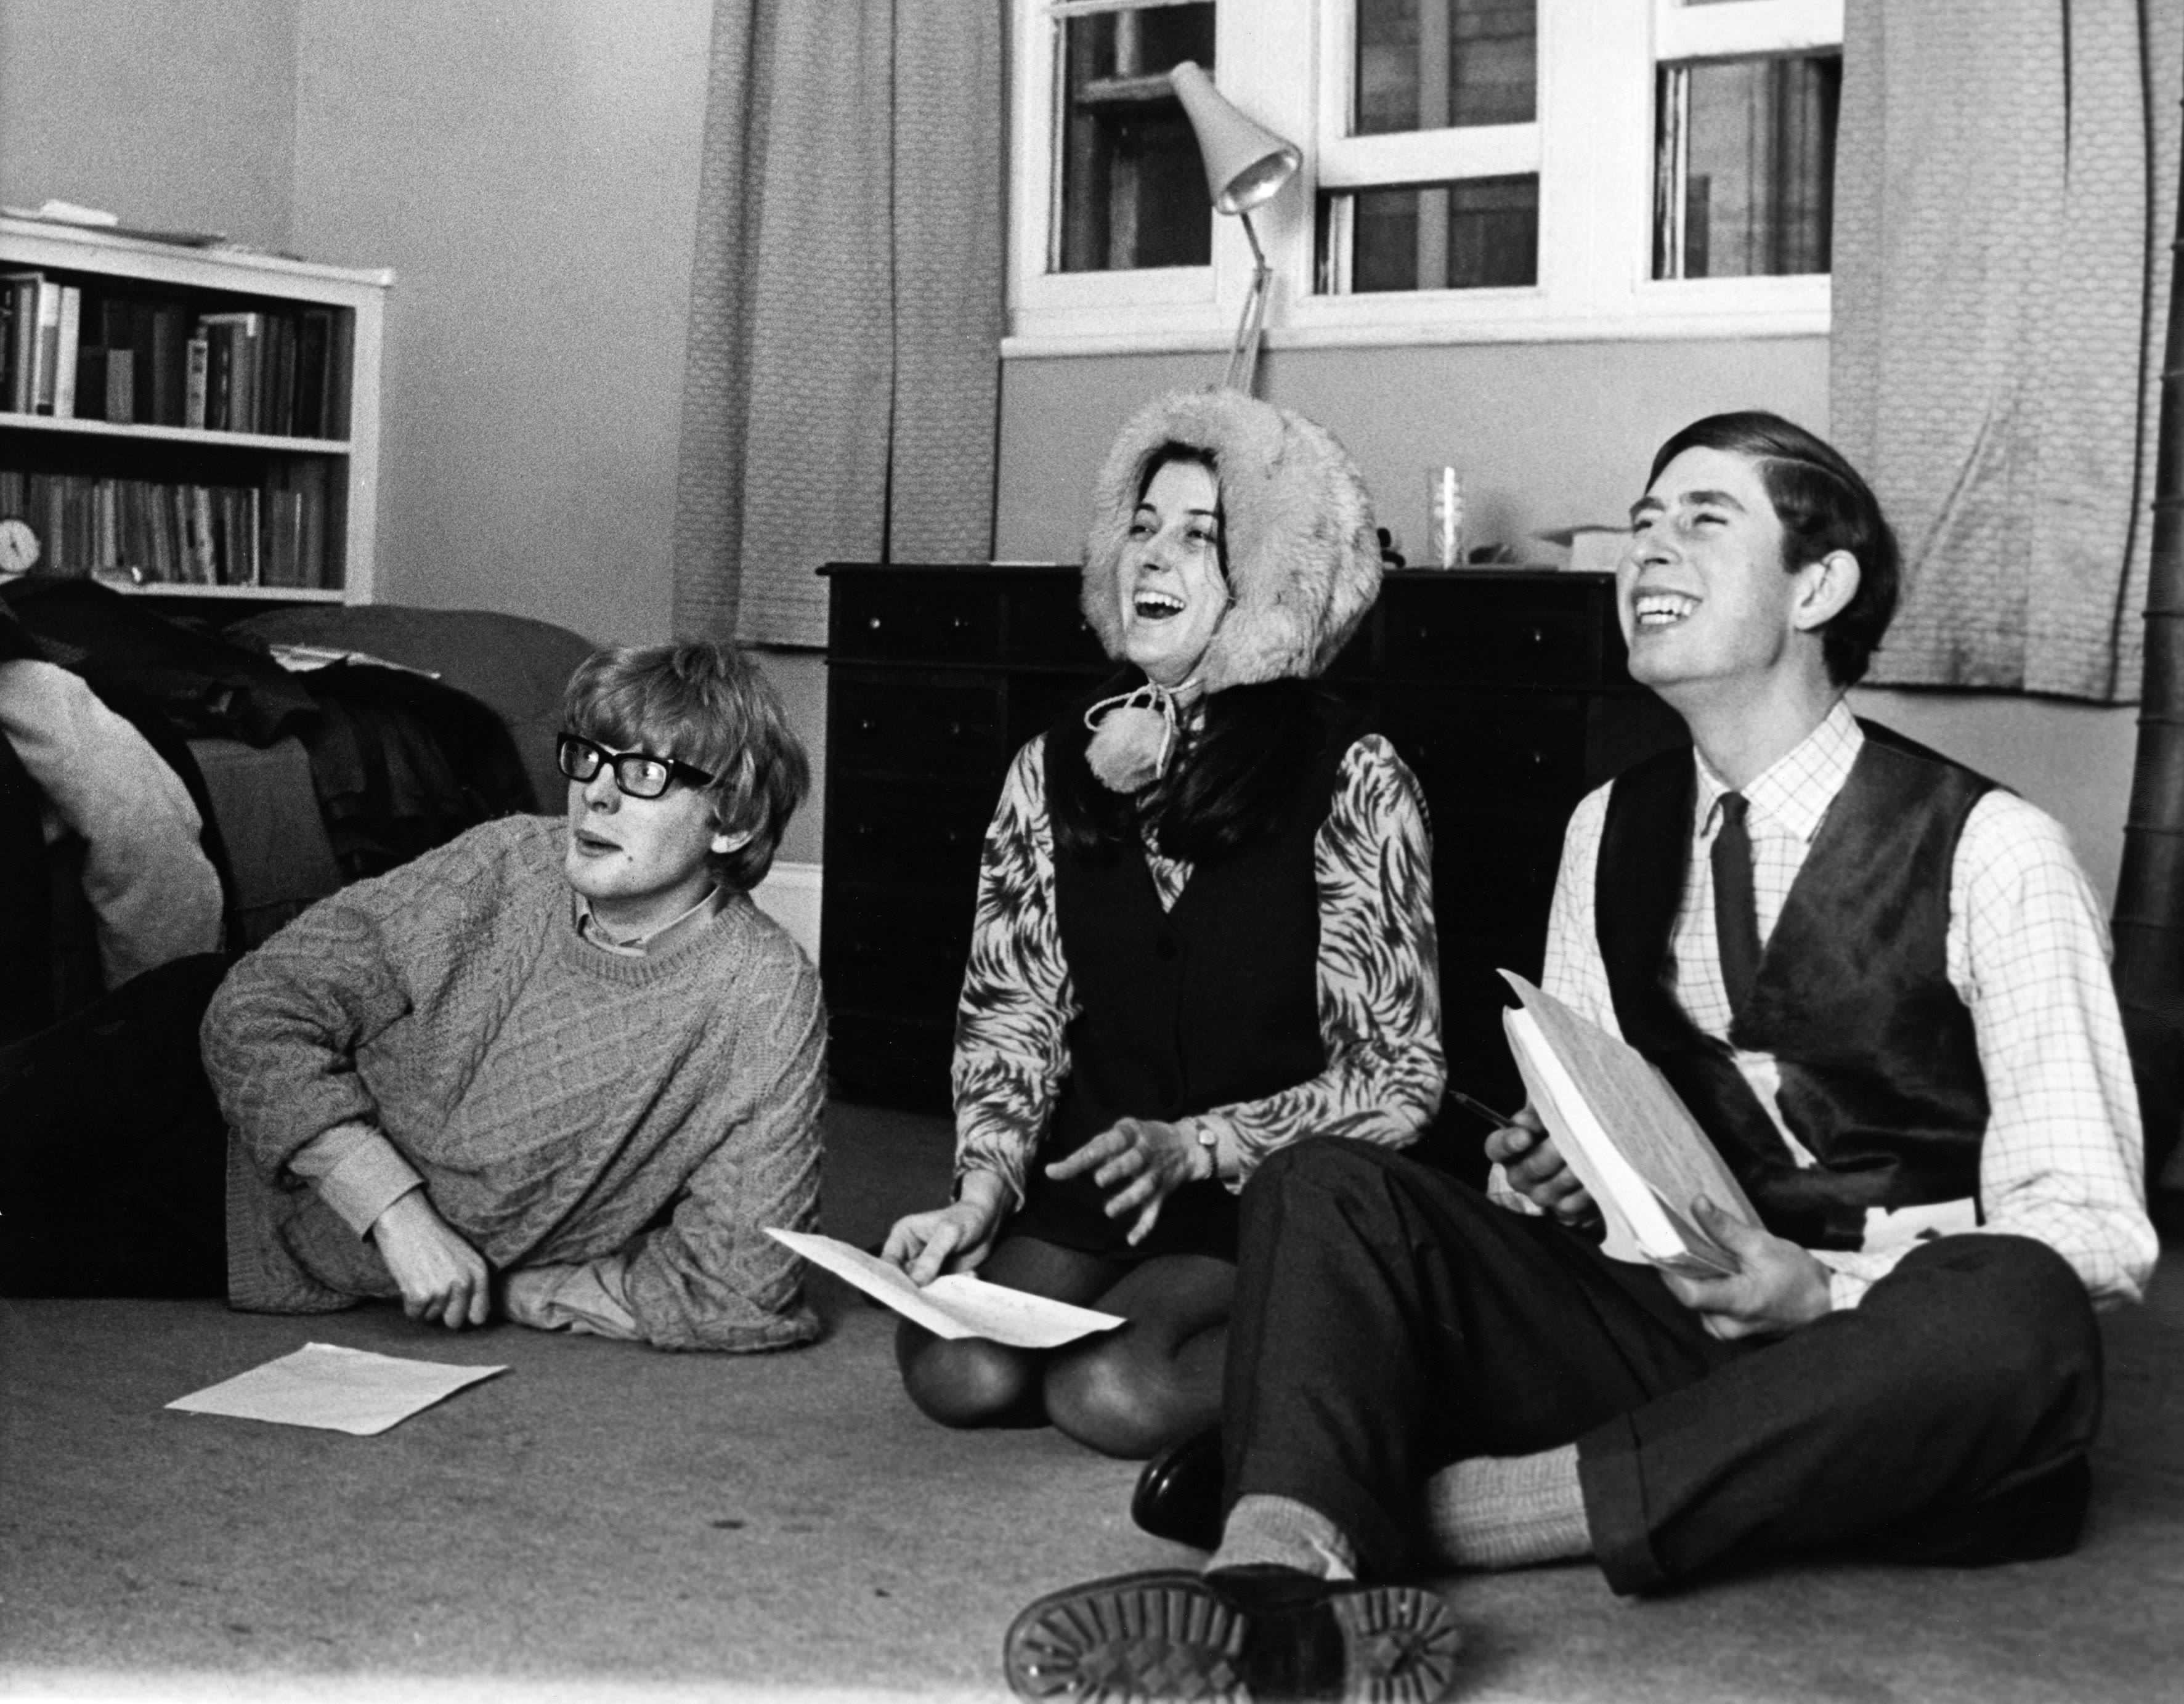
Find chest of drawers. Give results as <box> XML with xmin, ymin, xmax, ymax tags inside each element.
<box><xmin>819</xmin><ymin>563</ymin><xmax>1686</xmax><ymax>1117</ymax></box>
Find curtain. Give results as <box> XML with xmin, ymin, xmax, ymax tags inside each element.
<box><xmin>669</xmin><ymin>0</ymin><xmax>1005</xmax><ymax>648</ymax></box>
<box><xmin>1831</xmin><ymin>0</ymin><xmax>2184</xmax><ymax>702</ymax></box>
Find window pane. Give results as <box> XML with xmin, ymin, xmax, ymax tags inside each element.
<box><xmin>1317</xmin><ymin>176</ymin><xmax>1538</xmax><ymax>292</ymax></box>
<box><xmin>1355</xmin><ymin>1</ymin><xmax>1535</xmax><ymax>134</ymax></box>
<box><xmin>1653</xmin><ymin>55</ymin><xmax>1840</xmax><ymax>279</ymax></box>
<box><xmin>1057</xmin><ymin>3</ymin><xmax>1217</xmax><ymax>272</ymax></box>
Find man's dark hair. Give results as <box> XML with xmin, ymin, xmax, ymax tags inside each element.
<box><xmin>1648</xmin><ymin>411</ymin><xmax>1899</xmax><ymax>687</ymax></box>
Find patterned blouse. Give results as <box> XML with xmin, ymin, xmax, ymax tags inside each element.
<box><xmin>952</xmin><ymin>730</ymin><xmax>1445</xmax><ymax>1207</ymax></box>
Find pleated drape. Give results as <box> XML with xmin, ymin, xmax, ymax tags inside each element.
<box><xmin>669</xmin><ymin>0</ymin><xmax>1004</xmax><ymax>648</ymax></box>
<box><xmin>1830</xmin><ymin>0</ymin><xmax>2183</xmax><ymax>701</ymax></box>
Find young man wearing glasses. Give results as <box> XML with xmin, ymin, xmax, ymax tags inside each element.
<box><xmin>201</xmin><ymin>641</ymin><xmax>827</xmax><ymax>1351</ymax></box>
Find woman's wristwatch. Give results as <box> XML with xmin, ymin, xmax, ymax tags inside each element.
<box><xmin>1180</xmin><ymin>1115</ymin><xmax>1222</xmax><ymax>1181</ymax></box>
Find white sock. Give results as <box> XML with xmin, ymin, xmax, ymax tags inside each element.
<box><xmin>1423</xmin><ymin>1445</ymin><xmax>1592</xmax><ymax>1569</ymax></box>
<box><xmin>1208</xmin><ymin>1493</ymin><xmax>1358</xmax><ymax>1580</ymax></box>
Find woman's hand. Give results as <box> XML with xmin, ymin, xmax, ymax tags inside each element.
<box><xmin>369</xmin><ymin>1190</ymin><xmax>492</xmax><ymax>1328</ymax></box>
<box><xmin>882</xmin><ymin>1170</ymin><xmax>1008</xmax><ymax>1285</ymax></box>
<box><xmin>1484</xmin><ymin>1103</ymin><xmax>1599</xmax><ymax>1228</ymax></box>
<box><xmin>1045</xmin><ymin>1116</ymin><xmax>1213</xmax><ymax>1247</ymax></box>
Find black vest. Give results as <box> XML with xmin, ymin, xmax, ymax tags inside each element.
<box><xmin>1045</xmin><ymin>698</ymin><xmax>1363</xmax><ymax>1162</ymax></box>
<box><xmin>1597</xmin><ymin>721</ymin><xmax>1995</xmax><ymax>1250</ymax></box>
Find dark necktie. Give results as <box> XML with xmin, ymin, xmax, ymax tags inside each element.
<box><xmin>1711</xmin><ymin>792</ymin><xmax>1761</xmax><ymax>1022</ymax></box>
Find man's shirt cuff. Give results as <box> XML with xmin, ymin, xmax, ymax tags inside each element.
<box><xmin>286</xmin><ymin>1121</ymin><xmax>425</xmax><ymax>1237</ymax></box>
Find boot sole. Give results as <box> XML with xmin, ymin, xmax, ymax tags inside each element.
<box><xmin>1003</xmin><ymin>1571</ymin><xmax>1464</xmax><ymax>1704</ymax></box>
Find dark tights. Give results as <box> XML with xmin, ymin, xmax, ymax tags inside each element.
<box><xmin>895</xmin><ymin>1233</ymin><xmax>1233</xmax><ymax>1459</ymax></box>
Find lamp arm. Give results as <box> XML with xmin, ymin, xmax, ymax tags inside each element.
<box><xmin>1222</xmin><ymin>209</ymin><xmax>1275</xmax><ymax>394</ymax></box>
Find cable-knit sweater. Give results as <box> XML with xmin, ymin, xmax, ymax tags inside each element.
<box><xmin>203</xmin><ymin>814</ymin><xmax>825</xmax><ymax>1352</ymax></box>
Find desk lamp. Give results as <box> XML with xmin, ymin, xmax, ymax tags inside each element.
<box><xmin>1169</xmin><ymin>60</ymin><xmax>1299</xmax><ymax>394</ymax></box>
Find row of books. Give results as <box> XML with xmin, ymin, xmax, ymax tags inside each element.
<box><xmin>0</xmin><ymin>272</ymin><xmax>350</xmax><ymax>439</ymax></box>
<box><xmin>0</xmin><ymin>467</ymin><xmax>335</xmax><ymax>590</ymax></box>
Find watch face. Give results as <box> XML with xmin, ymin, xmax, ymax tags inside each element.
<box><xmin>0</xmin><ymin>517</ymin><xmax>39</xmax><ymax>575</ymax></box>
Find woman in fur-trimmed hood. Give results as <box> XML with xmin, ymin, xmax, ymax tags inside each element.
<box><xmin>882</xmin><ymin>388</ymin><xmax>1446</xmax><ymax>1465</ymax></box>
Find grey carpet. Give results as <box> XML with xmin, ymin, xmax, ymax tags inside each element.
<box><xmin>2</xmin><ymin>1105</ymin><xmax>2180</xmax><ymax>1702</ymax></box>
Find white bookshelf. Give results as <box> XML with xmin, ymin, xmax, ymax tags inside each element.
<box><xmin>0</xmin><ymin>216</ymin><xmax>391</xmax><ymax>604</ymax></box>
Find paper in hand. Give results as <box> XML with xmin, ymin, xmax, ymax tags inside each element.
<box><xmin>1500</xmin><ymin>969</ymin><xmax>1758</xmax><ymax>1276</ymax></box>
<box><xmin>167</xmin><ymin>1342</ymin><xmax>506</xmax><ymax>1437</ymax></box>
<box><xmin>768</xmin><ymin>1228</ymin><xmax>1125</xmax><ymax>1349</ymax></box>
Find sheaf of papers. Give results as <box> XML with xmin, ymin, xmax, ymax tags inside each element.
<box><xmin>166</xmin><ymin>1342</ymin><xmax>506</xmax><ymax>1436</ymax></box>
<box><xmin>768</xmin><ymin>1228</ymin><xmax>1125</xmax><ymax>1349</ymax></box>
<box><xmin>1500</xmin><ymin>969</ymin><xmax>1760</xmax><ymax>1278</ymax></box>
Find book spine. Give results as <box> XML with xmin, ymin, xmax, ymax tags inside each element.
<box><xmin>323</xmin><ymin>310</ymin><xmax>352</xmax><ymax>439</ymax></box>
<box><xmin>30</xmin><ymin>280</ymin><xmax>59</xmax><ymax>414</ymax></box>
<box><xmin>294</xmin><ymin>310</ymin><xmax>330</xmax><ymax>439</ymax></box>
<box><xmin>206</xmin><ymin>325</ymin><xmax>231</xmax><ymax>431</ymax></box>
<box><xmin>189</xmin><ymin>485</ymin><xmax>216</xmax><ymax>583</ymax></box>
<box><xmin>150</xmin><ymin>305</ymin><xmax>185</xmax><ymax>425</ymax></box>
<box><xmin>51</xmin><ymin>286</ymin><xmax>80</xmax><ymax>419</ymax></box>
<box><xmin>299</xmin><ymin>458</ymin><xmax>328</xmax><ymax>587</ymax></box>
<box><xmin>184</xmin><ymin>335</ymin><xmax>209</xmax><ymax>429</ymax></box>
<box><xmin>74</xmin><ymin>347</ymin><xmax>105</xmax><ymax>423</ymax></box>
<box><xmin>240</xmin><ymin>318</ymin><xmax>261</xmax><ymax>436</ymax></box>
<box><xmin>105</xmin><ymin>350</ymin><xmax>133</xmax><ymax>422</ymax></box>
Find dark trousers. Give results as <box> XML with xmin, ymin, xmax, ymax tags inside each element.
<box><xmin>0</xmin><ymin>953</ymin><xmax>231</xmax><ymax>1298</ymax></box>
<box><xmin>1225</xmin><ymin>1141</ymin><xmax>2103</xmax><ymax>1594</ymax></box>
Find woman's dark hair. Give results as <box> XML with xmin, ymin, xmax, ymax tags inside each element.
<box><xmin>1647</xmin><ymin>411</ymin><xmax>1899</xmax><ymax>687</ymax></box>
<box><xmin>1050</xmin><ymin>675</ymin><xmax>1321</xmax><ymax>867</ymax></box>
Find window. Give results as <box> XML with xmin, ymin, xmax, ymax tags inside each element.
<box><xmin>1055</xmin><ymin>2</ymin><xmax>1217</xmax><ymax>272</ymax></box>
<box><xmin>1318</xmin><ymin>1</ymin><xmax>1540</xmax><ymax>295</ymax></box>
<box><xmin>1653</xmin><ymin>52</ymin><xmax>1839</xmax><ymax>280</ymax></box>
<box><xmin>1008</xmin><ymin>0</ymin><xmax>1843</xmax><ymax>354</ymax></box>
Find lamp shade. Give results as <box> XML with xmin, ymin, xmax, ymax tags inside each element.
<box><xmin>1169</xmin><ymin>60</ymin><xmax>1299</xmax><ymax>216</ymax></box>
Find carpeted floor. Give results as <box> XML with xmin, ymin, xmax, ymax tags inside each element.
<box><xmin>2</xmin><ymin>1104</ymin><xmax>2181</xmax><ymax>1703</ymax></box>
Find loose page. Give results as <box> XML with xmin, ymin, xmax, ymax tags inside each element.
<box><xmin>1500</xmin><ymin>970</ymin><xmax>1758</xmax><ymax>1276</ymax></box>
<box><xmin>768</xmin><ymin>1228</ymin><xmax>1125</xmax><ymax>1349</ymax></box>
<box><xmin>166</xmin><ymin>1342</ymin><xmax>506</xmax><ymax>1437</ymax></box>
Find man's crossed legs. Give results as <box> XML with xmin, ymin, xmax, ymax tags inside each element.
<box><xmin>1006</xmin><ymin>1140</ymin><xmax>2101</xmax><ymax>1702</ymax></box>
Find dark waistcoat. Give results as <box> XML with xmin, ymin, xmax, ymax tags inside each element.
<box><xmin>1596</xmin><ymin>721</ymin><xmax>1995</xmax><ymax>1250</ymax></box>
<box><xmin>1044</xmin><ymin>697</ymin><xmax>1364</xmax><ymax>1162</ymax></box>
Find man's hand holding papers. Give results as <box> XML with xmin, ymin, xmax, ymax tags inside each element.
<box><xmin>1656</xmin><ymin>1197</ymin><xmax>1832</xmax><ymax>1339</ymax></box>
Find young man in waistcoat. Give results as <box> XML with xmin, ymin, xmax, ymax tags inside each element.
<box><xmin>1001</xmin><ymin>412</ymin><xmax>2158</xmax><ymax>1704</ymax></box>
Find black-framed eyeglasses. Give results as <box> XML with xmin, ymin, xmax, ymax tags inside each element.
<box><xmin>557</xmin><ymin>732</ymin><xmax>715</xmax><ymax>800</ymax></box>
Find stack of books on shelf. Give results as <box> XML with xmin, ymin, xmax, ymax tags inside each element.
<box><xmin>0</xmin><ymin>270</ymin><xmax>348</xmax><ymax>437</ymax></box>
<box><xmin>0</xmin><ymin>466</ymin><xmax>330</xmax><ymax>589</ymax></box>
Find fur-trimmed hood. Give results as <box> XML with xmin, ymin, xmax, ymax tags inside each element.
<box><xmin>1082</xmin><ymin>389</ymin><xmax>1380</xmax><ymax>694</ymax></box>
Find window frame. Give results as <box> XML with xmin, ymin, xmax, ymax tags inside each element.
<box><xmin>1004</xmin><ymin>0</ymin><xmax>1842</xmax><ymax>357</ymax></box>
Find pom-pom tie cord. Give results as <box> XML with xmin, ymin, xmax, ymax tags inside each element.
<box><xmin>1083</xmin><ymin>680</ymin><xmax>1193</xmax><ymax>793</ymax></box>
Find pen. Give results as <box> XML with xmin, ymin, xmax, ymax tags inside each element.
<box><xmin>1444</xmin><ymin>1088</ymin><xmax>1514</xmax><ymax>1129</ymax></box>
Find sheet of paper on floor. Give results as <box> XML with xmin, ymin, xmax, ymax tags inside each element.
<box><xmin>166</xmin><ymin>1341</ymin><xmax>506</xmax><ymax>1436</ymax></box>
<box><xmin>768</xmin><ymin>1227</ymin><xmax>1125</xmax><ymax>1348</ymax></box>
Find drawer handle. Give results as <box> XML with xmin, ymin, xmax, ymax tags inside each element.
<box><xmin>866</xmin><ymin>615</ymin><xmax>883</xmax><ymax>632</ymax></box>
<box><xmin>1527</xmin><ymin>626</ymin><xmax>1545</xmax><ymax>645</ymax></box>
<box><xmin>951</xmin><ymin>616</ymin><xmax>970</xmax><ymax>632</ymax></box>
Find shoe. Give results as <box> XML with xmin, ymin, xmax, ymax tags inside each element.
<box><xmin>1002</xmin><ymin>1564</ymin><xmax>1463</xmax><ymax>1703</ymax></box>
<box><xmin>1131</xmin><ymin>1429</ymin><xmax>1225</xmax><ymax>1550</ymax></box>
